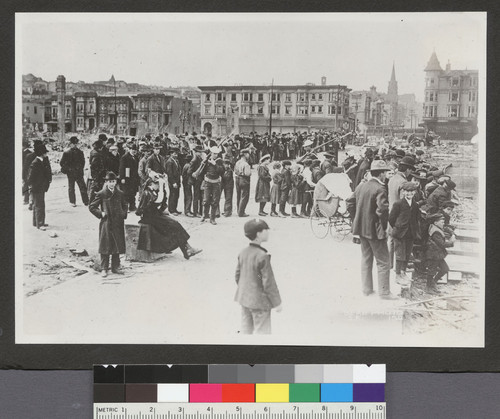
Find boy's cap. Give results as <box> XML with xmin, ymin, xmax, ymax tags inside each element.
<box><xmin>401</xmin><ymin>181</ymin><xmax>418</xmax><ymax>191</ymax></box>
<box><xmin>244</xmin><ymin>218</ymin><xmax>270</xmax><ymax>236</ymax></box>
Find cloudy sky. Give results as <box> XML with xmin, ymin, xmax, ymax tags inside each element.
<box><xmin>17</xmin><ymin>13</ymin><xmax>486</xmax><ymax>102</ymax></box>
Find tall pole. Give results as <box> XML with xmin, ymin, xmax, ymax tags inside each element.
<box><xmin>56</xmin><ymin>75</ymin><xmax>66</xmax><ymax>142</ymax></box>
<box><xmin>269</xmin><ymin>78</ymin><xmax>274</xmax><ymax>134</ymax></box>
<box><xmin>113</xmin><ymin>77</ymin><xmax>117</xmax><ymax>134</ymax></box>
<box><xmin>335</xmin><ymin>84</ymin><xmax>340</xmax><ymax>132</ymax></box>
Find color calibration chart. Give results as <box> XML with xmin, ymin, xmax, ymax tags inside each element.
<box><xmin>94</xmin><ymin>364</ymin><xmax>386</xmax><ymax>419</ymax></box>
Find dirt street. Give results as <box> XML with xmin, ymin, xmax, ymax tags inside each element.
<box><xmin>18</xmin><ymin>149</ymin><xmax>483</xmax><ymax>347</ymax></box>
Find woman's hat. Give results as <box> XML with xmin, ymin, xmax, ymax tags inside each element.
<box><xmin>34</xmin><ymin>144</ymin><xmax>48</xmax><ymax>156</ymax></box>
<box><xmin>260</xmin><ymin>154</ymin><xmax>271</xmax><ymax>163</ymax></box>
<box><xmin>193</xmin><ymin>145</ymin><xmax>204</xmax><ymax>152</ymax></box>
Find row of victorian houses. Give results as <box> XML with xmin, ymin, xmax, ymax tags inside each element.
<box><xmin>22</xmin><ymin>75</ymin><xmax>201</xmax><ymax>137</ymax></box>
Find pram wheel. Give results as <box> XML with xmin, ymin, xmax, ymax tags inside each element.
<box><xmin>310</xmin><ymin>206</ymin><xmax>330</xmax><ymax>239</ymax></box>
<box><xmin>330</xmin><ymin>214</ymin><xmax>352</xmax><ymax>241</ymax></box>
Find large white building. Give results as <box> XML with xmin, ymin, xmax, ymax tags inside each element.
<box><xmin>198</xmin><ymin>78</ymin><xmax>351</xmax><ymax>136</ymax></box>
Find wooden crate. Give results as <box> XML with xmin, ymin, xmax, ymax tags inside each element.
<box><xmin>125</xmin><ymin>223</ymin><xmax>165</xmax><ymax>263</ymax></box>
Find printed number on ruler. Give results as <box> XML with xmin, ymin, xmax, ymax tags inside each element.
<box><xmin>94</xmin><ymin>403</ymin><xmax>386</xmax><ymax>419</ymax></box>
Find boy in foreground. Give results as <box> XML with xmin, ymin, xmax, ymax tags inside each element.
<box><xmin>234</xmin><ymin>219</ymin><xmax>282</xmax><ymax>334</ymax></box>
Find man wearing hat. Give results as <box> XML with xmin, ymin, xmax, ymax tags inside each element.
<box><xmin>352</xmin><ymin>160</ymin><xmax>397</xmax><ymax>299</ymax></box>
<box><xmin>119</xmin><ymin>143</ymin><xmax>140</xmax><ymax>211</ymax></box>
<box><xmin>354</xmin><ymin>148</ymin><xmax>374</xmax><ymax>188</ymax></box>
<box><xmin>200</xmin><ymin>146</ymin><xmax>225</xmax><ymax>224</ymax></box>
<box><xmin>106</xmin><ymin>144</ymin><xmax>121</xmax><ymax>178</ymax></box>
<box><xmin>234</xmin><ymin>148</ymin><xmax>252</xmax><ymax>217</ymax></box>
<box><xmin>146</xmin><ymin>141</ymin><xmax>167</xmax><ymax>177</ymax></box>
<box><xmin>60</xmin><ymin>136</ymin><xmax>89</xmax><ymax>207</ymax></box>
<box><xmin>387</xmin><ymin>155</ymin><xmax>416</xmax><ymax>269</ymax></box>
<box><xmin>319</xmin><ymin>152</ymin><xmax>336</xmax><ymax>178</ymax></box>
<box><xmin>187</xmin><ymin>145</ymin><xmax>205</xmax><ymax>218</ymax></box>
<box><xmin>388</xmin><ymin>156</ymin><xmax>416</xmax><ymax>210</ymax></box>
<box><xmin>27</xmin><ymin>143</ymin><xmax>52</xmax><ymax>230</ymax></box>
<box><xmin>22</xmin><ymin>139</ymin><xmax>33</xmax><ymax>205</ymax></box>
<box><xmin>165</xmin><ymin>146</ymin><xmax>182</xmax><ymax>215</ymax></box>
<box><xmin>89</xmin><ymin>138</ymin><xmax>107</xmax><ymax>204</ymax></box>
<box><xmin>89</xmin><ymin>172</ymin><xmax>128</xmax><ymax>277</ymax></box>
<box><xmin>138</xmin><ymin>144</ymin><xmax>153</xmax><ymax>191</ymax></box>
<box><xmin>424</xmin><ymin>212</ymin><xmax>455</xmax><ymax>294</ymax></box>
<box><xmin>427</xmin><ymin>178</ymin><xmax>456</xmax><ymax>214</ymax></box>
<box><xmin>388</xmin><ymin>181</ymin><xmax>421</xmax><ymax>284</ymax></box>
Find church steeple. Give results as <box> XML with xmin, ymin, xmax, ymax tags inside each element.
<box><xmin>387</xmin><ymin>61</ymin><xmax>398</xmax><ymax>104</ymax></box>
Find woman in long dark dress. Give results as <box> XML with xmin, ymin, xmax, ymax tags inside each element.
<box><xmin>136</xmin><ymin>178</ymin><xmax>202</xmax><ymax>259</ymax></box>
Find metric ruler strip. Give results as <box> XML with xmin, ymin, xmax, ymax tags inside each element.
<box><xmin>94</xmin><ymin>402</ymin><xmax>386</xmax><ymax>419</ymax></box>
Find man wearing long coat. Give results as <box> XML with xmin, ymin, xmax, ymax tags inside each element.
<box><xmin>165</xmin><ymin>147</ymin><xmax>182</xmax><ymax>215</ymax></box>
<box><xmin>28</xmin><ymin>144</ymin><xmax>52</xmax><ymax>229</ymax></box>
<box><xmin>352</xmin><ymin>160</ymin><xmax>395</xmax><ymax>299</ymax></box>
<box><xmin>119</xmin><ymin>144</ymin><xmax>140</xmax><ymax>211</ymax></box>
<box><xmin>89</xmin><ymin>172</ymin><xmax>128</xmax><ymax>277</ymax></box>
<box><xmin>60</xmin><ymin>136</ymin><xmax>89</xmax><ymax>207</ymax></box>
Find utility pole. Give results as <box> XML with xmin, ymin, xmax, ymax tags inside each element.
<box><xmin>335</xmin><ymin>84</ymin><xmax>340</xmax><ymax>132</ymax></box>
<box><xmin>56</xmin><ymin>75</ymin><xmax>66</xmax><ymax>142</ymax></box>
<box><xmin>113</xmin><ymin>75</ymin><xmax>118</xmax><ymax>134</ymax></box>
<box><xmin>269</xmin><ymin>78</ymin><xmax>274</xmax><ymax>135</ymax></box>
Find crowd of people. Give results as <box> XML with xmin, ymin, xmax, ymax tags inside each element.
<box><xmin>22</xmin><ymin>128</ymin><xmax>460</xmax><ymax>305</ymax></box>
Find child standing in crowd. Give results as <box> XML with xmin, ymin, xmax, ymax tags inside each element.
<box><xmin>288</xmin><ymin>164</ymin><xmax>304</xmax><ymax>218</ymax></box>
<box><xmin>221</xmin><ymin>159</ymin><xmax>235</xmax><ymax>217</ymax></box>
<box><xmin>279</xmin><ymin>160</ymin><xmax>292</xmax><ymax>217</ymax></box>
<box><xmin>388</xmin><ymin>181</ymin><xmax>420</xmax><ymax>285</ymax></box>
<box><xmin>269</xmin><ymin>162</ymin><xmax>282</xmax><ymax>217</ymax></box>
<box><xmin>234</xmin><ymin>219</ymin><xmax>282</xmax><ymax>334</ymax></box>
<box><xmin>255</xmin><ymin>154</ymin><xmax>272</xmax><ymax>216</ymax></box>
<box><xmin>181</xmin><ymin>154</ymin><xmax>194</xmax><ymax>216</ymax></box>
<box><xmin>424</xmin><ymin>213</ymin><xmax>455</xmax><ymax>294</ymax></box>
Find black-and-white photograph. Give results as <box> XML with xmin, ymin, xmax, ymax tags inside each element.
<box><xmin>15</xmin><ymin>12</ymin><xmax>485</xmax><ymax>346</ymax></box>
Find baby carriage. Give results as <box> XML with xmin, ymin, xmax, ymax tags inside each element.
<box><xmin>310</xmin><ymin>194</ymin><xmax>352</xmax><ymax>241</ymax></box>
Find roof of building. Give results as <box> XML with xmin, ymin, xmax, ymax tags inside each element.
<box><xmin>443</xmin><ymin>69</ymin><xmax>479</xmax><ymax>77</ymax></box>
<box><xmin>425</xmin><ymin>51</ymin><xmax>443</xmax><ymax>71</ymax></box>
<box><xmin>198</xmin><ymin>85</ymin><xmax>350</xmax><ymax>91</ymax></box>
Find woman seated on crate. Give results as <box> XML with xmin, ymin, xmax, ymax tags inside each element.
<box><xmin>135</xmin><ymin>177</ymin><xmax>202</xmax><ymax>260</ymax></box>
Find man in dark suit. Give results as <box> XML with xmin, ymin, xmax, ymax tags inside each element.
<box><xmin>146</xmin><ymin>142</ymin><xmax>167</xmax><ymax>176</ymax></box>
<box><xmin>187</xmin><ymin>145</ymin><xmax>205</xmax><ymax>218</ymax></box>
<box><xmin>354</xmin><ymin>148</ymin><xmax>374</xmax><ymax>188</ymax></box>
<box><xmin>165</xmin><ymin>146</ymin><xmax>182</xmax><ymax>215</ymax></box>
<box><xmin>389</xmin><ymin>181</ymin><xmax>420</xmax><ymax>285</ymax></box>
<box><xmin>105</xmin><ymin>144</ymin><xmax>121</xmax><ymax>178</ymax></box>
<box><xmin>27</xmin><ymin>143</ymin><xmax>52</xmax><ymax>230</ymax></box>
<box><xmin>119</xmin><ymin>143</ymin><xmax>140</xmax><ymax>211</ymax></box>
<box><xmin>89</xmin><ymin>172</ymin><xmax>128</xmax><ymax>278</ymax></box>
<box><xmin>60</xmin><ymin>136</ymin><xmax>89</xmax><ymax>207</ymax></box>
<box><xmin>88</xmin><ymin>139</ymin><xmax>107</xmax><ymax>204</ymax></box>
<box><xmin>22</xmin><ymin>139</ymin><xmax>32</xmax><ymax>205</ymax></box>
<box><xmin>352</xmin><ymin>160</ymin><xmax>397</xmax><ymax>300</ymax></box>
